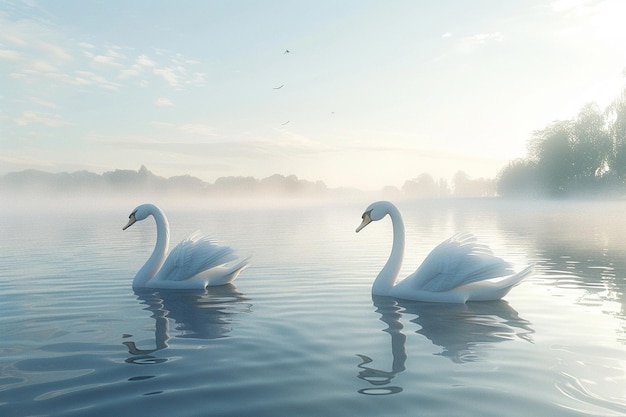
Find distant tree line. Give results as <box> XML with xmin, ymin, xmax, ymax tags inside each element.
<box><xmin>382</xmin><ymin>171</ymin><xmax>496</xmax><ymax>199</ymax></box>
<box><xmin>0</xmin><ymin>165</ymin><xmax>329</xmax><ymax>198</ymax></box>
<box><xmin>0</xmin><ymin>165</ymin><xmax>500</xmax><ymax>200</ymax></box>
<box><xmin>498</xmin><ymin>83</ymin><xmax>626</xmax><ymax>197</ymax></box>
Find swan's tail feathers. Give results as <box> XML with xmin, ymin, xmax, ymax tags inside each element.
<box><xmin>206</xmin><ymin>257</ymin><xmax>251</xmax><ymax>287</ymax></box>
<box><xmin>468</xmin><ymin>262</ymin><xmax>531</xmax><ymax>288</ymax></box>
<box><xmin>230</xmin><ymin>256</ymin><xmax>251</xmax><ymax>275</ymax></box>
<box><xmin>456</xmin><ymin>264</ymin><xmax>533</xmax><ymax>301</ymax></box>
<box><xmin>508</xmin><ymin>264</ymin><xmax>533</xmax><ymax>287</ymax></box>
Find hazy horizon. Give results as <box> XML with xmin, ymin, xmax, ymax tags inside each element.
<box><xmin>2</xmin><ymin>1</ymin><xmax>626</xmax><ymax>189</ymax></box>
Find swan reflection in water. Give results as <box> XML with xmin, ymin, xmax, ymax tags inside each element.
<box><xmin>357</xmin><ymin>296</ymin><xmax>533</xmax><ymax>395</ymax></box>
<box><xmin>123</xmin><ymin>284</ymin><xmax>252</xmax><ymax>364</ymax></box>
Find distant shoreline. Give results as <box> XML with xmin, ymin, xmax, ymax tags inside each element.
<box><xmin>0</xmin><ymin>165</ymin><xmax>497</xmax><ymax>200</ymax></box>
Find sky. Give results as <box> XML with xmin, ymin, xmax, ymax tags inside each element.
<box><xmin>2</xmin><ymin>0</ymin><xmax>626</xmax><ymax>190</ymax></box>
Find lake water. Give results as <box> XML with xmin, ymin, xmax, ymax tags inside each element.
<box><xmin>1</xmin><ymin>198</ymin><xmax>625</xmax><ymax>416</ymax></box>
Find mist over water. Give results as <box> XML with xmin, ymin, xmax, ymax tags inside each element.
<box><xmin>1</xmin><ymin>195</ymin><xmax>625</xmax><ymax>416</ymax></box>
<box><xmin>0</xmin><ymin>166</ymin><xmax>373</xmax><ymax>215</ymax></box>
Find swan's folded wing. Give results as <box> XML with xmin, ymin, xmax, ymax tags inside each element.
<box><xmin>409</xmin><ymin>233</ymin><xmax>514</xmax><ymax>292</ymax></box>
<box><xmin>159</xmin><ymin>232</ymin><xmax>237</xmax><ymax>282</ymax></box>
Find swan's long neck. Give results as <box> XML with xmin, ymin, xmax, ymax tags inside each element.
<box><xmin>133</xmin><ymin>206</ymin><xmax>170</xmax><ymax>288</ymax></box>
<box><xmin>372</xmin><ymin>203</ymin><xmax>405</xmax><ymax>296</ymax></box>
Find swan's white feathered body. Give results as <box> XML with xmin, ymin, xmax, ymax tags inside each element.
<box><xmin>123</xmin><ymin>204</ymin><xmax>249</xmax><ymax>289</ymax></box>
<box><xmin>356</xmin><ymin>201</ymin><xmax>530</xmax><ymax>303</ymax></box>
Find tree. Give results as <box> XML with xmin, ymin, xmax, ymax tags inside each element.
<box><xmin>213</xmin><ymin>176</ymin><xmax>258</xmax><ymax>193</ymax></box>
<box><xmin>571</xmin><ymin>103</ymin><xmax>611</xmax><ymax>184</ymax></box>
<box><xmin>606</xmin><ymin>84</ymin><xmax>626</xmax><ymax>181</ymax></box>
<box><xmin>453</xmin><ymin>171</ymin><xmax>495</xmax><ymax>197</ymax></box>
<box><xmin>529</xmin><ymin>120</ymin><xmax>575</xmax><ymax>196</ymax></box>
<box><xmin>496</xmin><ymin>79</ymin><xmax>626</xmax><ymax>197</ymax></box>
<box><xmin>497</xmin><ymin>159</ymin><xmax>539</xmax><ymax>196</ymax></box>
<box><xmin>402</xmin><ymin>173</ymin><xmax>439</xmax><ymax>198</ymax></box>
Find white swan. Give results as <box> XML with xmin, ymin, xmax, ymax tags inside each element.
<box><xmin>356</xmin><ymin>201</ymin><xmax>531</xmax><ymax>303</ymax></box>
<box><xmin>123</xmin><ymin>204</ymin><xmax>249</xmax><ymax>289</ymax></box>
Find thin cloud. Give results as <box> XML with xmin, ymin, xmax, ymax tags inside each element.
<box><xmin>2</xmin><ymin>13</ymin><xmax>205</xmax><ymax>94</ymax></box>
<box><xmin>179</xmin><ymin>123</ymin><xmax>214</xmax><ymax>136</ymax></box>
<box><xmin>147</xmin><ymin>121</ymin><xmax>215</xmax><ymax>137</ymax></box>
<box><xmin>463</xmin><ymin>32</ymin><xmax>504</xmax><ymax>44</ymax></box>
<box><xmin>93</xmin><ymin>55</ymin><xmax>121</xmax><ymax>66</ymax></box>
<box><xmin>0</xmin><ymin>49</ymin><xmax>21</xmax><ymax>60</ymax></box>
<box><xmin>118</xmin><ymin>67</ymin><xmax>141</xmax><ymax>79</ymax></box>
<box><xmin>0</xmin><ymin>154</ymin><xmax>57</xmax><ymax>168</ymax></box>
<box><xmin>459</xmin><ymin>31</ymin><xmax>504</xmax><ymax>53</ymax></box>
<box><xmin>155</xmin><ymin>97</ymin><xmax>173</xmax><ymax>107</ymax></box>
<box><xmin>29</xmin><ymin>97</ymin><xmax>58</xmax><ymax>108</ymax></box>
<box><xmin>40</xmin><ymin>41</ymin><xmax>73</xmax><ymax>62</ymax></box>
<box><xmin>149</xmin><ymin>121</ymin><xmax>176</xmax><ymax>129</ymax></box>
<box><xmin>30</xmin><ymin>60</ymin><xmax>57</xmax><ymax>73</ymax></box>
<box><xmin>116</xmin><ymin>140</ymin><xmax>282</xmax><ymax>159</ymax></box>
<box><xmin>153</xmin><ymin>67</ymin><xmax>179</xmax><ymax>87</ymax></box>
<box><xmin>119</xmin><ymin>54</ymin><xmax>156</xmax><ymax>79</ymax></box>
<box><xmin>190</xmin><ymin>72</ymin><xmax>207</xmax><ymax>87</ymax></box>
<box><xmin>345</xmin><ymin>143</ymin><xmax>502</xmax><ymax>163</ymax></box>
<box><xmin>74</xmin><ymin>70</ymin><xmax>120</xmax><ymax>90</ymax></box>
<box><xmin>14</xmin><ymin>111</ymin><xmax>72</xmax><ymax>127</ymax></box>
<box><xmin>0</xmin><ymin>21</ymin><xmax>29</xmax><ymax>47</ymax></box>
<box><xmin>270</xmin><ymin>129</ymin><xmax>336</xmax><ymax>155</ymax></box>
<box><xmin>90</xmin><ymin>128</ymin><xmax>332</xmax><ymax>160</ymax></box>
<box><xmin>92</xmin><ymin>49</ymin><xmax>125</xmax><ymax>67</ymax></box>
<box><xmin>137</xmin><ymin>54</ymin><xmax>156</xmax><ymax>67</ymax></box>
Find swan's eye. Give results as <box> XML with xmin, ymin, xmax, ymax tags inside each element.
<box><xmin>362</xmin><ymin>209</ymin><xmax>372</xmax><ymax>220</ymax></box>
<box><xmin>129</xmin><ymin>210</ymin><xmax>137</xmax><ymax>219</ymax></box>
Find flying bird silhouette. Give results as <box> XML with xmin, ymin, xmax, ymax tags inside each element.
<box><xmin>273</xmin><ymin>84</ymin><xmax>284</xmax><ymax>90</ymax></box>
<box><xmin>281</xmin><ymin>121</ymin><xmax>290</xmax><ymax>125</ymax></box>
<box><xmin>284</xmin><ymin>49</ymin><xmax>290</xmax><ymax>54</ymax></box>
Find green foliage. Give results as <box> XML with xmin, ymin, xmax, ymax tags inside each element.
<box><xmin>530</xmin><ymin>120</ymin><xmax>575</xmax><ymax>195</ymax></box>
<box><xmin>497</xmin><ymin>159</ymin><xmax>538</xmax><ymax>197</ymax></box>
<box><xmin>498</xmin><ymin>81</ymin><xmax>626</xmax><ymax>197</ymax></box>
<box><xmin>606</xmin><ymin>85</ymin><xmax>626</xmax><ymax>180</ymax></box>
<box><xmin>0</xmin><ymin>167</ymin><xmax>329</xmax><ymax>197</ymax></box>
<box><xmin>402</xmin><ymin>173</ymin><xmax>439</xmax><ymax>198</ymax></box>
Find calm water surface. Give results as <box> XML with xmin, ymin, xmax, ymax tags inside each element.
<box><xmin>1</xmin><ymin>198</ymin><xmax>625</xmax><ymax>416</ymax></box>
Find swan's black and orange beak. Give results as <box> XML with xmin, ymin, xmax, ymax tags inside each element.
<box><xmin>356</xmin><ymin>211</ymin><xmax>372</xmax><ymax>233</ymax></box>
<box><xmin>123</xmin><ymin>214</ymin><xmax>137</xmax><ymax>231</ymax></box>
